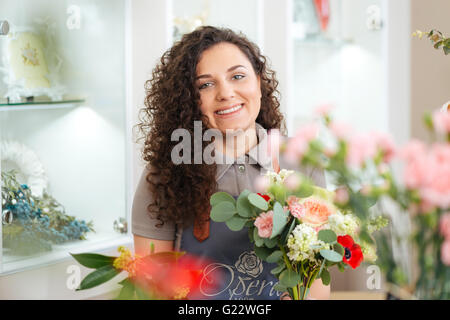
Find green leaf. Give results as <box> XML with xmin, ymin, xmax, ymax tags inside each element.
<box><xmin>318</xmin><ymin>230</ymin><xmax>337</xmax><ymax>244</ymax></box>
<box><xmin>210</xmin><ymin>201</ymin><xmax>237</xmax><ymax>222</ymax></box>
<box><xmin>320</xmin><ymin>269</ymin><xmax>331</xmax><ymax>286</ymax></box>
<box><xmin>116</xmin><ymin>278</ymin><xmax>136</xmax><ymax>300</ymax></box>
<box><xmin>333</xmin><ymin>243</ymin><xmax>344</xmax><ymax>256</ymax></box>
<box><xmin>225</xmin><ymin>216</ymin><xmax>247</xmax><ymax>231</ymax></box>
<box><xmin>143</xmin><ymin>251</ymin><xmax>185</xmax><ymax>264</ymax></box>
<box><xmin>270</xmin><ymin>264</ymin><xmax>286</xmax><ymax>275</ymax></box>
<box><xmin>254</xmin><ymin>246</ymin><xmax>273</xmax><ymax>261</ymax></box>
<box><xmin>279</xmin><ymin>269</ymin><xmax>302</xmax><ymax>288</ymax></box>
<box><xmin>312</xmin><ymin>186</ymin><xmax>335</xmax><ymax>202</ymax></box>
<box><xmin>360</xmin><ymin>229</ymin><xmax>374</xmax><ymax>244</ymax></box>
<box><xmin>338</xmin><ymin>262</ymin><xmax>346</xmax><ymax>272</ymax></box>
<box><xmin>253</xmin><ymin>227</ymin><xmax>265</xmax><ymax>247</ymax></box>
<box><xmin>295</xmin><ymin>181</ymin><xmax>314</xmax><ymax>198</ymax></box>
<box><xmin>270</xmin><ymin>202</ymin><xmax>288</xmax><ymax>239</ymax></box>
<box><xmin>281</xmin><ymin>217</ymin><xmax>296</xmax><ymax>244</ymax></box>
<box><xmin>210</xmin><ymin>192</ymin><xmax>236</xmax><ymax>207</ymax></box>
<box><xmin>273</xmin><ymin>282</ymin><xmax>287</xmax><ymax>292</ymax></box>
<box><xmin>248</xmin><ymin>193</ymin><xmax>269</xmax><ymax>211</ymax></box>
<box><xmin>319</xmin><ymin>249</ymin><xmax>343</xmax><ymax>263</ymax></box>
<box><xmin>77</xmin><ymin>265</ymin><xmax>120</xmax><ymax>290</ymax></box>
<box><xmin>70</xmin><ymin>253</ymin><xmax>115</xmax><ymax>269</ymax></box>
<box><xmin>270</xmin><ymin>184</ymin><xmax>286</xmax><ymax>204</ymax></box>
<box><xmin>236</xmin><ymin>189</ymin><xmax>254</xmax><ymax>218</ymax></box>
<box><xmin>264</xmin><ymin>237</ymin><xmax>278</xmax><ymax>248</ymax></box>
<box><xmin>266</xmin><ymin>250</ymin><xmax>283</xmax><ymax>263</ymax></box>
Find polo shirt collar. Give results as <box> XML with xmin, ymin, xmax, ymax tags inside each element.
<box><xmin>215</xmin><ymin>122</ymin><xmax>274</xmax><ymax>180</ymax></box>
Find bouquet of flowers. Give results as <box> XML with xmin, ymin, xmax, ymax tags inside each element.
<box><xmin>71</xmin><ymin>245</ymin><xmax>217</xmax><ymax>300</ymax></box>
<box><xmin>209</xmin><ymin>169</ymin><xmax>386</xmax><ymax>300</ymax></box>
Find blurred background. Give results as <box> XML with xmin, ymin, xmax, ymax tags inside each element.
<box><xmin>0</xmin><ymin>0</ymin><xmax>449</xmax><ymax>299</ymax></box>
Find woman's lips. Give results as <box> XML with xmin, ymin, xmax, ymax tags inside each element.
<box><xmin>214</xmin><ymin>104</ymin><xmax>244</xmax><ymax>118</ymax></box>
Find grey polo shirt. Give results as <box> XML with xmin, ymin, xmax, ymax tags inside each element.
<box><xmin>131</xmin><ymin>122</ymin><xmax>326</xmax><ymax>248</ymax></box>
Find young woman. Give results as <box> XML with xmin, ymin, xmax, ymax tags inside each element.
<box><xmin>132</xmin><ymin>26</ymin><xmax>329</xmax><ymax>300</ymax></box>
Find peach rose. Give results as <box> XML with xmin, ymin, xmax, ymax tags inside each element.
<box><xmin>288</xmin><ymin>196</ymin><xmax>336</xmax><ymax>227</ymax></box>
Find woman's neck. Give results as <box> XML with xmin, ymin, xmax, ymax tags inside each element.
<box><xmin>215</xmin><ymin>123</ymin><xmax>258</xmax><ymax>160</ymax></box>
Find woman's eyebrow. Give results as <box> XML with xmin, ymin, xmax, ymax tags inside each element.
<box><xmin>195</xmin><ymin>65</ymin><xmax>247</xmax><ymax>80</ymax></box>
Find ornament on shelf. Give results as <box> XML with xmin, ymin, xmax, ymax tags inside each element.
<box><xmin>0</xmin><ymin>140</ymin><xmax>48</xmax><ymax>198</ymax></box>
<box><xmin>0</xmin><ymin>20</ymin><xmax>66</xmax><ymax>103</ymax></box>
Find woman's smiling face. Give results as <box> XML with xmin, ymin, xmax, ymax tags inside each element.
<box><xmin>195</xmin><ymin>42</ymin><xmax>262</xmax><ymax>133</ymax></box>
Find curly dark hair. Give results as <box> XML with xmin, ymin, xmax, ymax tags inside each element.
<box><xmin>136</xmin><ymin>26</ymin><xmax>286</xmax><ymax>229</ymax></box>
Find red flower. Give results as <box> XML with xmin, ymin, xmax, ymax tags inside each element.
<box><xmin>337</xmin><ymin>235</ymin><xmax>363</xmax><ymax>269</ymax></box>
<box><xmin>257</xmin><ymin>193</ymin><xmax>271</xmax><ymax>202</ymax></box>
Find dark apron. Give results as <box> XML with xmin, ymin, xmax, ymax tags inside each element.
<box><xmin>180</xmin><ymin>208</ymin><xmax>281</xmax><ymax>300</ymax></box>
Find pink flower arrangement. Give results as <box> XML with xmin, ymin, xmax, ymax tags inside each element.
<box><xmin>284</xmin><ymin>123</ymin><xmax>320</xmax><ymax>164</ymax></box>
<box><xmin>254</xmin><ymin>210</ymin><xmax>274</xmax><ymax>238</ymax></box>
<box><xmin>402</xmin><ymin>142</ymin><xmax>450</xmax><ymax>210</ymax></box>
<box><xmin>433</xmin><ymin>109</ymin><xmax>450</xmax><ymax>134</ymax></box>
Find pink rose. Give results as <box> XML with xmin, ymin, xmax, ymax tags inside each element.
<box><xmin>346</xmin><ymin>133</ymin><xmax>377</xmax><ymax>167</ymax></box>
<box><xmin>330</xmin><ymin>121</ymin><xmax>353</xmax><ymax>141</ymax></box>
<box><xmin>284</xmin><ymin>123</ymin><xmax>320</xmax><ymax>164</ymax></box>
<box><xmin>432</xmin><ymin>109</ymin><xmax>450</xmax><ymax>134</ymax></box>
<box><xmin>440</xmin><ymin>213</ymin><xmax>450</xmax><ymax>239</ymax></box>
<box><xmin>254</xmin><ymin>211</ymin><xmax>274</xmax><ymax>238</ymax></box>
<box><xmin>373</xmin><ymin>132</ymin><xmax>396</xmax><ymax>163</ymax></box>
<box><xmin>314</xmin><ymin>103</ymin><xmax>335</xmax><ymax>117</ymax></box>
<box><xmin>441</xmin><ymin>240</ymin><xmax>450</xmax><ymax>266</ymax></box>
<box><xmin>283</xmin><ymin>173</ymin><xmax>301</xmax><ymax>190</ymax></box>
<box><xmin>419</xmin><ymin>144</ymin><xmax>450</xmax><ymax>209</ymax></box>
<box><xmin>288</xmin><ymin>196</ymin><xmax>336</xmax><ymax>227</ymax></box>
<box><xmin>334</xmin><ymin>187</ymin><xmax>349</xmax><ymax>205</ymax></box>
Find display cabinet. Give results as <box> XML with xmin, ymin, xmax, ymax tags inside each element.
<box><xmin>0</xmin><ymin>0</ymin><xmax>132</xmax><ymax>297</ymax></box>
<box><xmin>0</xmin><ymin>0</ymin><xmax>411</xmax><ymax>298</ymax></box>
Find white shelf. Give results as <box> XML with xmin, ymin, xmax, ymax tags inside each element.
<box><xmin>1</xmin><ymin>233</ymin><xmax>133</xmax><ymax>275</ymax></box>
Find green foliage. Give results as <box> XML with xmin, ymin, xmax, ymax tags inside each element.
<box><xmin>70</xmin><ymin>253</ymin><xmax>115</xmax><ymax>269</ymax></box>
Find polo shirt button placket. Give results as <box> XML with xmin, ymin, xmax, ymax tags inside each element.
<box><xmin>238</xmin><ymin>164</ymin><xmax>245</xmax><ymax>173</ymax></box>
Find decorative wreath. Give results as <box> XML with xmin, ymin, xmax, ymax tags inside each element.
<box><xmin>0</xmin><ymin>140</ymin><xmax>48</xmax><ymax>197</ymax></box>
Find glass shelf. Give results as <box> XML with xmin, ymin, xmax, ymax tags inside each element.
<box><xmin>0</xmin><ymin>98</ymin><xmax>85</xmax><ymax>111</ymax></box>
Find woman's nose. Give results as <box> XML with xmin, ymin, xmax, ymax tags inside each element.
<box><xmin>216</xmin><ymin>81</ymin><xmax>234</xmax><ymax>101</ymax></box>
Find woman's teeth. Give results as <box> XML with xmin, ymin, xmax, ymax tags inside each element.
<box><xmin>215</xmin><ymin>104</ymin><xmax>243</xmax><ymax>115</ymax></box>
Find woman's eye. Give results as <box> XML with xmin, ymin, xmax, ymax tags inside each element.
<box><xmin>199</xmin><ymin>82</ymin><xmax>212</xmax><ymax>90</ymax></box>
<box><xmin>233</xmin><ymin>74</ymin><xmax>245</xmax><ymax>80</ymax></box>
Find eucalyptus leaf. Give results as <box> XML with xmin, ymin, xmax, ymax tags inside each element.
<box><xmin>319</xmin><ymin>249</ymin><xmax>343</xmax><ymax>263</ymax></box>
<box><xmin>320</xmin><ymin>269</ymin><xmax>331</xmax><ymax>286</ymax></box>
<box><xmin>266</xmin><ymin>250</ymin><xmax>283</xmax><ymax>263</ymax></box>
<box><xmin>70</xmin><ymin>253</ymin><xmax>115</xmax><ymax>269</ymax></box>
<box><xmin>248</xmin><ymin>193</ymin><xmax>269</xmax><ymax>211</ymax></box>
<box><xmin>210</xmin><ymin>201</ymin><xmax>237</xmax><ymax>222</ymax></box>
<box><xmin>254</xmin><ymin>246</ymin><xmax>273</xmax><ymax>261</ymax></box>
<box><xmin>270</xmin><ymin>202</ymin><xmax>288</xmax><ymax>239</ymax></box>
<box><xmin>253</xmin><ymin>227</ymin><xmax>265</xmax><ymax>247</ymax></box>
<box><xmin>77</xmin><ymin>265</ymin><xmax>120</xmax><ymax>290</ymax></box>
<box><xmin>279</xmin><ymin>269</ymin><xmax>302</xmax><ymax>288</ymax></box>
<box><xmin>236</xmin><ymin>190</ymin><xmax>254</xmax><ymax>218</ymax></box>
<box><xmin>270</xmin><ymin>264</ymin><xmax>286</xmax><ymax>275</ymax></box>
<box><xmin>318</xmin><ymin>229</ymin><xmax>337</xmax><ymax>244</ymax></box>
<box><xmin>210</xmin><ymin>192</ymin><xmax>236</xmax><ymax>207</ymax></box>
<box><xmin>225</xmin><ymin>216</ymin><xmax>248</xmax><ymax>231</ymax></box>
<box><xmin>333</xmin><ymin>243</ymin><xmax>344</xmax><ymax>255</ymax></box>
<box><xmin>273</xmin><ymin>282</ymin><xmax>287</xmax><ymax>292</ymax></box>
<box><xmin>264</xmin><ymin>237</ymin><xmax>278</xmax><ymax>249</ymax></box>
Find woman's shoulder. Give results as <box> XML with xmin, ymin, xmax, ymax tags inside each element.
<box><xmin>131</xmin><ymin>164</ymin><xmax>176</xmax><ymax>241</ymax></box>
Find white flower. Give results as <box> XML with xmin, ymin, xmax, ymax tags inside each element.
<box><xmin>327</xmin><ymin>212</ymin><xmax>360</xmax><ymax>237</ymax></box>
<box><xmin>287</xmin><ymin>224</ymin><xmax>329</xmax><ymax>263</ymax></box>
<box><xmin>265</xmin><ymin>169</ymin><xmax>294</xmax><ymax>184</ymax></box>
